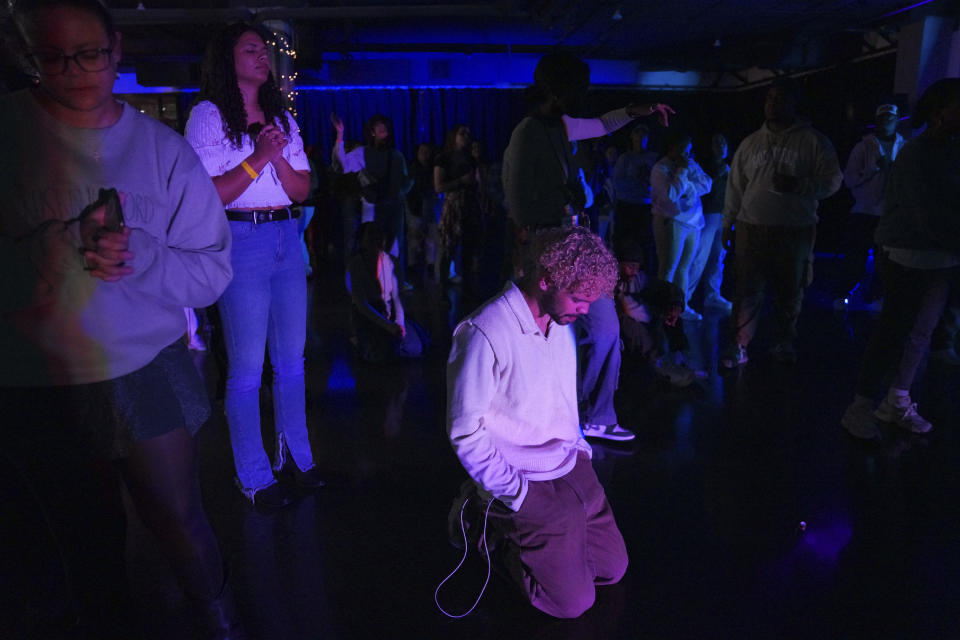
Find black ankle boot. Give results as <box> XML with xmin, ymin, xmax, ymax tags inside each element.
<box><xmin>274</xmin><ymin>439</ymin><xmax>325</xmax><ymax>490</ymax></box>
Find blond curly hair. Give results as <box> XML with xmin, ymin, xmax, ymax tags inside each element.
<box><xmin>527</xmin><ymin>226</ymin><xmax>618</xmax><ymax>298</ymax></box>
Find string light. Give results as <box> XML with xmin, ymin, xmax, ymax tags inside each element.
<box><xmin>270</xmin><ymin>30</ymin><xmax>299</xmax><ymax>116</ymax></box>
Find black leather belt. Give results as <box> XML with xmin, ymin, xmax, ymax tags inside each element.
<box><xmin>225</xmin><ymin>208</ymin><xmax>299</xmax><ymax>224</ymax></box>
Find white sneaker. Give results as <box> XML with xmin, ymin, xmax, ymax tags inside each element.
<box><xmin>841</xmin><ymin>400</ymin><xmax>881</xmax><ymax>440</ymax></box>
<box><xmin>187</xmin><ymin>333</ymin><xmax>208</xmax><ymax>352</ymax></box>
<box><xmin>720</xmin><ymin>345</ymin><xmax>748</xmax><ymax>369</ymax></box>
<box><xmin>581</xmin><ymin>423</ymin><xmax>636</xmax><ymax>441</ymax></box>
<box><xmin>874</xmin><ymin>397</ymin><xmax>933</xmax><ymax>434</ymax></box>
<box><xmin>680</xmin><ymin>306</ymin><xmax>703</xmax><ymax>322</ymax></box>
<box><xmin>703</xmin><ymin>293</ymin><xmax>732</xmax><ymax>313</ymax></box>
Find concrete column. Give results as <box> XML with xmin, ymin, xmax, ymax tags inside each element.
<box><xmin>894</xmin><ymin>15</ymin><xmax>960</xmax><ymax>106</ymax></box>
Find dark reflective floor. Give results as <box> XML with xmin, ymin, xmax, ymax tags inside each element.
<box><xmin>7</xmin><ymin>254</ymin><xmax>960</xmax><ymax>639</ymax></box>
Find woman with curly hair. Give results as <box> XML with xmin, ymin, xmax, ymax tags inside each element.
<box><xmin>435</xmin><ymin>123</ymin><xmax>481</xmax><ymax>287</ymax></box>
<box><xmin>186</xmin><ymin>23</ymin><xmax>322</xmax><ymax>509</ymax></box>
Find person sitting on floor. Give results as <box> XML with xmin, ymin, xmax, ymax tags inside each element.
<box><xmin>346</xmin><ymin>222</ymin><xmax>424</xmax><ymax>363</ymax></box>
<box><xmin>615</xmin><ymin>245</ymin><xmax>705</xmax><ymax>387</ymax></box>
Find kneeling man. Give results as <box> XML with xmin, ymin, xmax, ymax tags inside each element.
<box><xmin>446</xmin><ymin>226</ymin><xmax>627</xmax><ymax>618</ymax></box>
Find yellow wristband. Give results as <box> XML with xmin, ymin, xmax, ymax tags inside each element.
<box><xmin>240</xmin><ymin>160</ymin><xmax>259</xmax><ymax>180</ymax></box>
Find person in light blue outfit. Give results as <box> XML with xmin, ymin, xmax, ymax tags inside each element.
<box><xmin>686</xmin><ymin>133</ymin><xmax>733</xmax><ymax>313</ymax></box>
<box><xmin>186</xmin><ymin>23</ymin><xmax>323</xmax><ymax>509</ymax></box>
<box><xmin>650</xmin><ymin>130</ymin><xmax>712</xmax><ymax>321</ymax></box>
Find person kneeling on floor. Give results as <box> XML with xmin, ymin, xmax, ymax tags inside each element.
<box><xmin>446</xmin><ymin>226</ymin><xmax>628</xmax><ymax>618</ymax></box>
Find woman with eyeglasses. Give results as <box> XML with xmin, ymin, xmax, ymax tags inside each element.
<box><xmin>185</xmin><ymin>23</ymin><xmax>322</xmax><ymax>510</ymax></box>
<box><xmin>1</xmin><ymin>0</ymin><xmax>239</xmax><ymax>636</ymax></box>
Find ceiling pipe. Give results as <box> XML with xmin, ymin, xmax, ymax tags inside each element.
<box><xmin>111</xmin><ymin>5</ymin><xmax>515</xmax><ymax>26</ymax></box>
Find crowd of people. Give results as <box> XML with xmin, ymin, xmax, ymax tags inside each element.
<box><xmin>2</xmin><ymin>0</ymin><xmax>958</xmax><ymax>635</ymax></box>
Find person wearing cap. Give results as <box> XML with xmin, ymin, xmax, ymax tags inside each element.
<box><xmin>502</xmin><ymin>52</ymin><xmax>673</xmax><ymax>442</ymax></box>
<box><xmin>720</xmin><ymin>79</ymin><xmax>842</xmax><ymax>368</ymax></box>
<box><xmin>836</xmin><ymin>103</ymin><xmax>905</xmax><ymax>310</ymax></box>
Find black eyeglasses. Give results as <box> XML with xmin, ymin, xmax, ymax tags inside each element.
<box><xmin>28</xmin><ymin>47</ymin><xmax>114</xmax><ymax>75</ymax></box>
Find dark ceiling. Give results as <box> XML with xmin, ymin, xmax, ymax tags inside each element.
<box><xmin>110</xmin><ymin>0</ymin><xmax>956</xmax><ymax>73</ymax></box>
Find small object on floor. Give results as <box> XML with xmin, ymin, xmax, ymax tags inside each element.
<box><xmin>581</xmin><ymin>423</ymin><xmax>636</xmax><ymax>441</ymax></box>
<box><xmin>680</xmin><ymin>306</ymin><xmax>703</xmax><ymax>322</ymax></box>
<box><xmin>770</xmin><ymin>342</ymin><xmax>797</xmax><ymax>365</ymax></box>
<box><xmin>841</xmin><ymin>398</ymin><xmax>882</xmax><ymax>440</ymax></box>
<box><xmin>833</xmin><ymin>295</ymin><xmax>883</xmax><ymax>313</ymax></box>
<box><xmin>401</xmin><ymin>280</ymin><xmax>414</xmax><ymax>292</ymax></box>
<box><xmin>719</xmin><ymin>345</ymin><xmax>748</xmax><ymax>369</ymax></box>
<box><xmin>929</xmin><ymin>346</ymin><xmax>960</xmax><ymax>366</ymax></box>
<box><xmin>874</xmin><ymin>397</ymin><xmax>932</xmax><ymax>434</ymax></box>
<box><xmin>250</xmin><ymin>481</ymin><xmax>296</xmax><ymax>509</ymax></box>
<box><xmin>703</xmin><ymin>293</ymin><xmax>733</xmax><ymax>313</ymax></box>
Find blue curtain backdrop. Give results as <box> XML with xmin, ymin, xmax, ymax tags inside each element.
<box><xmin>295</xmin><ymin>88</ymin><xmax>525</xmax><ymax>164</ymax></box>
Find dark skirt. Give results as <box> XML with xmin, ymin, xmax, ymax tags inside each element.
<box><xmin>0</xmin><ymin>340</ymin><xmax>210</xmax><ymax>460</ymax></box>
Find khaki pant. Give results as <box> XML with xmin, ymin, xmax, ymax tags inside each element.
<box><xmin>487</xmin><ymin>453</ymin><xmax>628</xmax><ymax>618</ymax></box>
<box><xmin>731</xmin><ymin>222</ymin><xmax>816</xmax><ymax>347</ymax></box>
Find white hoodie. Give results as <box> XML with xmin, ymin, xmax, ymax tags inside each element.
<box><xmin>724</xmin><ymin>120</ymin><xmax>842</xmax><ymax>227</ymax></box>
<box><xmin>651</xmin><ymin>157</ymin><xmax>712</xmax><ymax>229</ymax></box>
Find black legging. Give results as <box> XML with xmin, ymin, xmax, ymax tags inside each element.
<box><xmin>2</xmin><ymin>390</ymin><xmax>223</xmax><ymax>636</ymax></box>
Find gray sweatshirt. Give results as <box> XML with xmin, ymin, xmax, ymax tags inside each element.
<box><xmin>0</xmin><ymin>91</ymin><xmax>232</xmax><ymax>386</ymax></box>
<box><xmin>724</xmin><ymin>120</ymin><xmax>842</xmax><ymax>227</ymax></box>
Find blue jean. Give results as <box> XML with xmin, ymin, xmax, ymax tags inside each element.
<box><xmin>575</xmin><ymin>295</ymin><xmax>620</xmax><ymax>426</ymax></box>
<box><xmin>687</xmin><ymin>213</ymin><xmax>725</xmax><ymax>302</ymax></box>
<box><xmin>297</xmin><ymin>205</ymin><xmax>315</xmax><ymax>274</ymax></box>
<box><xmin>653</xmin><ymin>215</ymin><xmax>700</xmax><ymax>307</ymax></box>
<box><xmin>219</xmin><ymin>218</ymin><xmax>314</xmax><ymax>494</ymax></box>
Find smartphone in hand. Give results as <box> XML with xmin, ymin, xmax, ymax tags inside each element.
<box><xmin>79</xmin><ymin>187</ymin><xmax>124</xmax><ymax>232</ymax></box>
<box><xmin>78</xmin><ymin>188</ymin><xmax>125</xmax><ymax>270</ymax></box>
<box><xmin>98</xmin><ymin>188</ymin><xmax>124</xmax><ymax>232</ymax></box>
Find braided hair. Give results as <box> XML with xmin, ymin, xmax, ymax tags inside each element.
<box><xmin>196</xmin><ymin>22</ymin><xmax>290</xmax><ymax>149</ymax></box>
